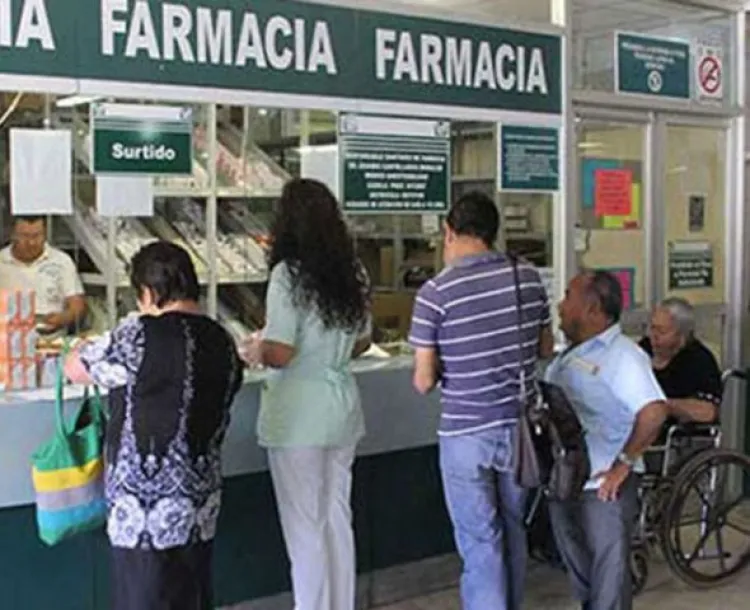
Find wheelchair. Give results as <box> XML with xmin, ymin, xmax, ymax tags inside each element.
<box><xmin>527</xmin><ymin>369</ymin><xmax>750</xmax><ymax>595</ymax></box>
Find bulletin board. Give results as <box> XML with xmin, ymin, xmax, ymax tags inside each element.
<box><xmin>580</xmin><ymin>158</ymin><xmax>642</xmax><ymax>230</ymax></box>
<box><xmin>595</xmin><ymin>266</ymin><xmax>636</xmax><ymax>311</ymax></box>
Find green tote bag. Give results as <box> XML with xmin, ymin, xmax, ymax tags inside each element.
<box><xmin>31</xmin><ymin>352</ymin><xmax>107</xmax><ymax>546</ymax></box>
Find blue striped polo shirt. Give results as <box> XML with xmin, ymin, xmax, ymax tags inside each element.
<box><xmin>408</xmin><ymin>251</ymin><xmax>551</xmax><ymax>436</ymax></box>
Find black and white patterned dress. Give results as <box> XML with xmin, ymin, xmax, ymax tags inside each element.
<box><xmin>78</xmin><ymin>312</ymin><xmax>242</xmax><ymax>610</ymax></box>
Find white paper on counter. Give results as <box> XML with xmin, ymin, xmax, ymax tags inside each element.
<box><xmin>10</xmin><ymin>129</ymin><xmax>72</xmax><ymax>215</ymax></box>
<box><xmin>300</xmin><ymin>144</ymin><xmax>339</xmax><ymax>198</ymax></box>
<box><xmin>96</xmin><ymin>175</ymin><xmax>154</xmax><ymax>217</ymax></box>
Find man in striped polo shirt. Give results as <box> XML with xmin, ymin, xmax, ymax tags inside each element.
<box><xmin>409</xmin><ymin>191</ymin><xmax>554</xmax><ymax>610</ymax></box>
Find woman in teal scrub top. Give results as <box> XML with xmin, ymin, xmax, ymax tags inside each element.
<box><xmin>241</xmin><ymin>178</ymin><xmax>371</xmax><ymax>610</ymax></box>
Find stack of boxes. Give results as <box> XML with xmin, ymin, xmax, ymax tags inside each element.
<box><xmin>0</xmin><ymin>289</ymin><xmax>37</xmax><ymax>390</ymax></box>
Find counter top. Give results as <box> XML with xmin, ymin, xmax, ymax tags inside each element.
<box><xmin>0</xmin><ymin>356</ymin><xmax>440</xmax><ymax>509</ymax></box>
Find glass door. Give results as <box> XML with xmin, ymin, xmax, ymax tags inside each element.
<box><xmin>659</xmin><ymin>121</ymin><xmax>728</xmax><ymax>365</ymax></box>
<box><xmin>575</xmin><ymin>116</ymin><xmax>650</xmax><ymax>339</ymax></box>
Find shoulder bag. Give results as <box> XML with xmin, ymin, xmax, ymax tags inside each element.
<box><xmin>31</xmin><ymin>346</ymin><xmax>107</xmax><ymax>545</ymax></box>
<box><xmin>510</xmin><ymin>256</ymin><xmax>591</xmax><ymax>502</ymax></box>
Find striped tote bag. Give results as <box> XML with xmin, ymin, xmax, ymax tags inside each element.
<box><xmin>31</xmin><ymin>360</ymin><xmax>107</xmax><ymax>546</ymax></box>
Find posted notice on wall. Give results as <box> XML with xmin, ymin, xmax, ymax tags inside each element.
<box><xmin>10</xmin><ymin>129</ymin><xmax>73</xmax><ymax>216</ymax></box>
<box><xmin>96</xmin><ymin>175</ymin><xmax>154</xmax><ymax>217</ymax></box>
<box><xmin>497</xmin><ymin>124</ymin><xmax>559</xmax><ymax>192</ymax></box>
<box><xmin>668</xmin><ymin>241</ymin><xmax>714</xmax><ymax>289</ymax></box>
<box><xmin>339</xmin><ymin>114</ymin><xmax>450</xmax><ymax>213</ymax></box>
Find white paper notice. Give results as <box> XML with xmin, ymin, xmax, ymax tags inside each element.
<box><xmin>300</xmin><ymin>145</ymin><xmax>339</xmax><ymax>198</ymax></box>
<box><xmin>10</xmin><ymin>129</ymin><xmax>73</xmax><ymax>215</ymax></box>
<box><xmin>96</xmin><ymin>176</ymin><xmax>154</xmax><ymax>217</ymax></box>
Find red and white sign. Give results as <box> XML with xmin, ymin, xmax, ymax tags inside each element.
<box><xmin>696</xmin><ymin>44</ymin><xmax>723</xmax><ymax>101</ymax></box>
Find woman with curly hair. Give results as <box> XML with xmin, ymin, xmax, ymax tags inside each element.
<box><xmin>241</xmin><ymin>178</ymin><xmax>371</xmax><ymax>610</ymax></box>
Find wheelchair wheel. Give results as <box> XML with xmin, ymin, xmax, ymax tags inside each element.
<box><xmin>630</xmin><ymin>547</ymin><xmax>649</xmax><ymax>596</ymax></box>
<box><xmin>661</xmin><ymin>448</ymin><xmax>750</xmax><ymax>589</ymax></box>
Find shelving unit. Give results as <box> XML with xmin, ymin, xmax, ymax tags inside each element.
<box><xmin>51</xmin><ymin>103</ymin><xmax>292</xmax><ymax>333</ymax></box>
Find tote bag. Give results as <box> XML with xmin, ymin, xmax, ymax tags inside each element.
<box><xmin>31</xmin><ymin>353</ymin><xmax>107</xmax><ymax>546</ymax></box>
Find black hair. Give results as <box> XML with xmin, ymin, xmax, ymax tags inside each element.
<box><xmin>267</xmin><ymin>178</ymin><xmax>368</xmax><ymax>331</ymax></box>
<box><xmin>446</xmin><ymin>191</ymin><xmax>499</xmax><ymax>247</ymax></box>
<box><xmin>129</xmin><ymin>241</ymin><xmax>200</xmax><ymax>308</ymax></box>
<box><xmin>13</xmin><ymin>215</ymin><xmax>46</xmax><ymax>225</ymax></box>
<box><xmin>583</xmin><ymin>270</ymin><xmax>623</xmax><ymax>323</ymax></box>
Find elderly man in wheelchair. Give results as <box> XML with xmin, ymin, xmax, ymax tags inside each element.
<box><xmin>638</xmin><ymin>297</ymin><xmax>722</xmax><ymax>477</ymax></box>
<box><xmin>626</xmin><ymin>297</ymin><xmax>750</xmax><ymax>593</ymax></box>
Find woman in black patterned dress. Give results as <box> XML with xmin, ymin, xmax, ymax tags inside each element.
<box><xmin>64</xmin><ymin>241</ymin><xmax>242</xmax><ymax>610</ymax></box>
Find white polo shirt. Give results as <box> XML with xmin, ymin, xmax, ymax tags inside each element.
<box><xmin>0</xmin><ymin>245</ymin><xmax>85</xmax><ymax>315</ymax></box>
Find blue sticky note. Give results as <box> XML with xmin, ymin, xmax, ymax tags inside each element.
<box><xmin>581</xmin><ymin>159</ymin><xmax>620</xmax><ymax>208</ymax></box>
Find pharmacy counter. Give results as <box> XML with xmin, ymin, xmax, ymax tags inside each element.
<box><xmin>0</xmin><ymin>358</ymin><xmax>456</xmax><ymax>609</ymax></box>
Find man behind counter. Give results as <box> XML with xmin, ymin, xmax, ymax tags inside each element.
<box><xmin>0</xmin><ymin>215</ymin><xmax>87</xmax><ymax>333</ymax></box>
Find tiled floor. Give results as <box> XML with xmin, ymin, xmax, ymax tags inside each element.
<box><xmin>376</xmin><ymin>558</ymin><xmax>750</xmax><ymax>610</ymax></box>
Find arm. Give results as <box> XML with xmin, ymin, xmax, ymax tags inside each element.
<box><xmin>408</xmin><ymin>282</ymin><xmax>443</xmax><ymax>395</ymax></box>
<box><xmin>667</xmin><ymin>398</ymin><xmax>718</xmax><ymax>423</ymax></box>
<box><xmin>47</xmin><ymin>260</ymin><xmax>87</xmax><ymax>331</ymax></box>
<box><xmin>413</xmin><ymin>347</ymin><xmax>439</xmax><ymax>394</ymax></box>
<box><xmin>597</xmin><ymin>349</ymin><xmax>668</xmax><ymax>501</ymax></box>
<box><xmin>539</xmin><ymin>325</ymin><xmax>554</xmax><ymax>359</ymax></box>
<box><xmin>666</xmin><ymin>345</ymin><xmax>722</xmax><ymax>423</ymax></box>
<box><xmin>64</xmin><ymin>316</ymin><xmax>144</xmax><ymax>388</ymax></box>
<box><xmin>535</xmin><ymin>271</ymin><xmax>554</xmax><ymax>359</ymax></box>
<box><xmin>258</xmin><ymin>263</ymin><xmax>297</xmax><ymax>369</ymax></box>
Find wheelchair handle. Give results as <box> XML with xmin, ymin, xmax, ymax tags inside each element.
<box><xmin>722</xmin><ymin>369</ymin><xmax>748</xmax><ymax>385</ymax></box>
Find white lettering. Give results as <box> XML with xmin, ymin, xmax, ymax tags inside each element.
<box><xmin>197</xmin><ymin>7</ymin><xmax>232</xmax><ymax>65</ymax></box>
<box><xmin>0</xmin><ymin>0</ymin><xmax>10</xmax><ymax>47</ymax></box>
<box><xmin>265</xmin><ymin>15</ymin><xmax>292</xmax><ymax>70</ymax></box>
<box><xmin>163</xmin><ymin>3</ymin><xmax>194</xmax><ymax>62</ymax></box>
<box><xmin>393</xmin><ymin>32</ymin><xmax>418</xmax><ymax>82</ymax></box>
<box><xmin>375</xmin><ymin>28</ymin><xmax>395</xmax><ymax>80</ymax></box>
<box><xmin>294</xmin><ymin>18</ymin><xmax>305</xmax><ymax>71</ymax></box>
<box><xmin>527</xmin><ymin>48</ymin><xmax>548</xmax><ymax>93</ymax></box>
<box><xmin>473</xmin><ymin>41</ymin><xmax>495</xmax><ymax>89</ymax></box>
<box><xmin>420</xmin><ymin>34</ymin><xmax>443</xmax><ymax>85</ymax></box>
<box><xmin>446</xmin><ymin>38</ymin><xmax>471</xmax><ymax>86</ymax></box>
<box><xmin>495</xmin><ymin>44</ymin><xmax>515</xmax><ymax>91</ymax></box>
<box><xmin>101</xmin><ymin>0</ymin><xmax>127</xmax><ymax>56</ymax></box>
<box><xmin>111</xmin><ymin>143</ymin><xmax>177</xmax><ymax>161</ymax></box>
<box><xmin>235</xmin><ymin>13</ymin><xmax>266</xmax><ymax>68</ymax></box>
<box><xmin>15</xmin><ymin>0</ymin><xmax>54</xmax><ymax>50</ymax></box>
<box><xmin>516</xmin><ymin>46</ymin><xmax>525</xmax><ymax>92</ymax></box>
<box><xmin>125</xmin><ymin>0</ymin><xmax>159</xmax><ymax>59</ymax></box>
<box><xmin>307</xmin><ymin>21</ymin><xmax>336</xmax><ymax>73</ymax></box>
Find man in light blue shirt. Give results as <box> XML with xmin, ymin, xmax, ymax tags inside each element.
<box><xmin>545</xmin><ymin>271</ymin><xmax>668</xmax><ymax>610</ymax></box>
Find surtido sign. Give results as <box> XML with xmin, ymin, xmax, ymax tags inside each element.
<box><xmin>0</xmin><ymin>0</ymin><xmax>561</xmax><ymax>115</ymax></box>
<box><xmin>90</xmin><ymin>103</ymin><xmax>193</xmax><ymax>175</ymax></box>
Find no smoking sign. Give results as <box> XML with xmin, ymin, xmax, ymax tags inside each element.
<box><xmin>696</xmin><ymin>44</ymin><xmax>723</xmax><ymax>101</ymax></box>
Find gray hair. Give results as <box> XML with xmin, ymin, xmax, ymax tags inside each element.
<box><xmin>657</xmin><ymin>297</ymin><xmax>695</xmax><ymax>338</ymax></box>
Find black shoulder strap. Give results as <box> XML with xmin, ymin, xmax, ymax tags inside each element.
<box><xmin>510</xmin><ymin>254</ymin><xmax>526</xmax><ymax>402</ymax></box>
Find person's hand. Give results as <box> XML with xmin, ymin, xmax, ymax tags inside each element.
<box><xmin>41</xmin><ymin>313</ymin><xmax>66</xmax><ymax>332</ymax></box>
<box><xmin>238</xmin><ymin>332</ymin><xmax>264</xmax><ymax>369</ymax></box>
<box><xmin>593</xmin><ymin>460</ymin><xmax>631</xmax><ymax>502</ymax></box>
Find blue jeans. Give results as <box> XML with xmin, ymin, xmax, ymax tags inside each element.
<box><xmin>439</xmin><ymin>425</ymin><xmax>528</xmax><ymax>610</ymax></box>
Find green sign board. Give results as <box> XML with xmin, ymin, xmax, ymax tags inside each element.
<box><xmin>91</xmin><ymin>103</ymin><xmax>193</xmax><ymax>175</ymax></box>
<box><xmin>668</xmin><ymin>241</ymin><xmax>714</xmax><ymax>289</ymax></box>
<box><xmin>616</xmin><ymin>32</ymin><xmax>690</xmax><ymax>99</ymax></box>
<box><xmin>498</xmin><ymin>124</ymin><xmax>559</xmax><ymax>191</ymax></box>
<box><xmin>0</xmin><ymin>0</ymin><xmax>561</xmax><ymax>114</ymax></box>
<box><xmin>340</xmin><ymin>114</ymin><xmax>450</xmax><ymax>213</ymax></box>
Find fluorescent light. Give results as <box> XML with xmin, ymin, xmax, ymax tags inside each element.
<box><xmin>55</xmin><ymin>94</ymin><xmax>102</xmax><ymax>108</ymax></box>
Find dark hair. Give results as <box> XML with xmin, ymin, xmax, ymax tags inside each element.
<box><xmin>446</xmin><ymin>191</ymin><xmax>499</xmax><ymax>247</ymax></box>
<box><xmin>13</xmin><ymin>215</ymin><xmax>45</xmax><ymax>225</ymax></box>
<box><xmin>129</xmin><ymin>241</ymin><xmax>200</xmax><ymax>308</ymax></box>
<box><xmin>268</xmin><ymin>178</ymin><xmax>368</xmax><ymax>330</ymax></box>
<box><xmin>583</xmin><ymin>270</ymin><xmax>623</xmax><ymax>323</ymax></box>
